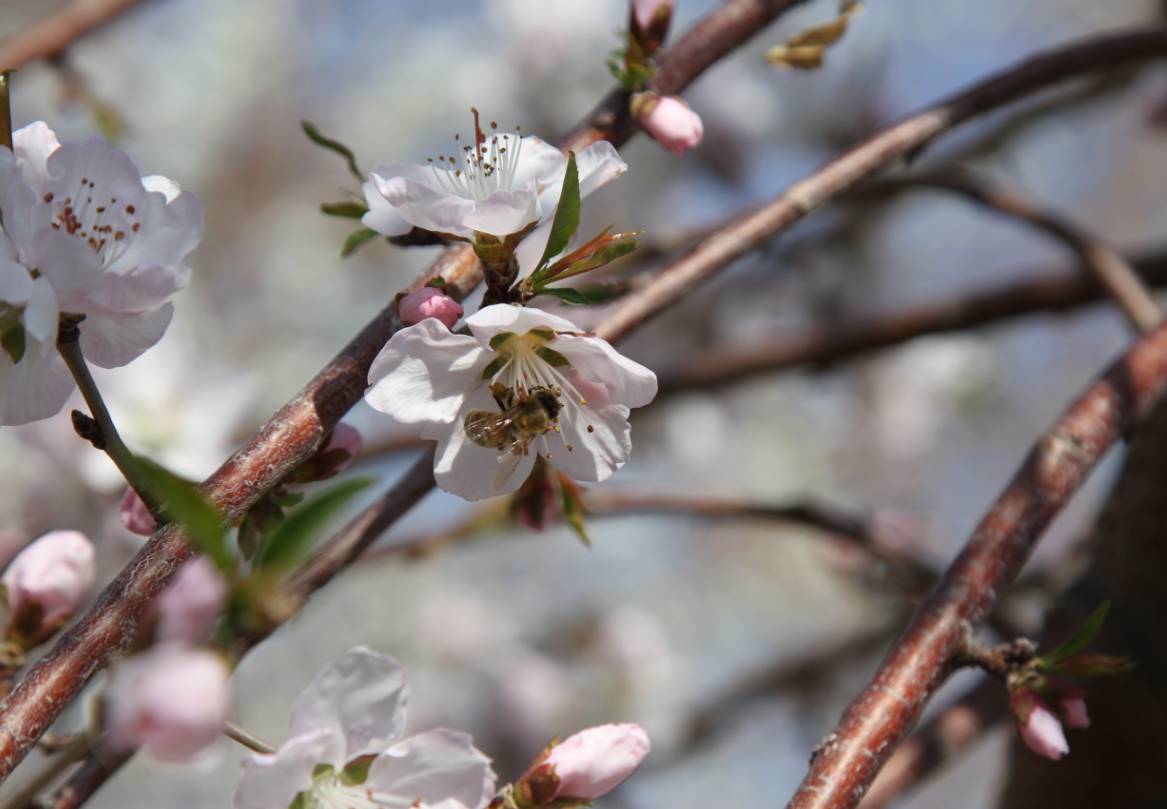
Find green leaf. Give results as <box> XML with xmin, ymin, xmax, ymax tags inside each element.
<box><xmin>559</xmin><ymin>474</ymin><xmax>590</xmax><ymax>547</ymax></box>
<box><xmin>301</xmin><ymin>120</ymin><xmax>363</xmax><ymax>181</ymax></box>
<box><xmin>531</xmin><ymin>152</ymin><xmax>580</xmax><ymax>280</ymax></box>
<box><xmin>1049</xmin><ymin>653</ymin><xmax>1134</xmax><ymax>677</ymax></box>
<box><xmin>320</xmin><ymin>201</ymin><xmax>368</xmax><ymax>219</ymax></box>
<box><xmin>341</xmin><ymin>227</ymin><xmax>379</xmax><ymax>257</ymax></box>
<box><xmin>550</xmin><ymin>235</ymin><xmax>638</xmax><ymax>281</ymax></box>
<box><xmin>1040</xmin><ymin>601</ymin><xmax>1111</xmax><ymax>668</ymax></box>
<box><xmin>253</xmin><ymin>478</ymin><xmax>371</xmax><ymax>572</ymax></box>
<box><xmin>532</xmin><ymin>286</ymin><xmax>611</xmax><ymax>306</ymax></box>
<box><xmin>1</xmin><ymin>324</ymin><xmax>25</xmax><ymax>364</ymax></box>
<box><xmin>132</xmin><ymin>459</ymin><xmax>233</xmax><ymax>570</ymax></box>
<box><xmin>424</xmin><ymin>276</ymin><xmax>448</xmax><ymax>289</ymax></box>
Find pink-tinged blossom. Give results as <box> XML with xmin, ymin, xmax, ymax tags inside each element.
<box><xmin>1059</xmin><ymin>696</ymin><xmax>1090</xmax><ymax>729</ymax></box>
<box><xmin>541</xmin><ymin>723</ymin><xmax>651</xmax><ymax>800</ymax></box>
<box><xmin>364</xmin><ymin>305</ymin><xmax>657</xmax><ymax>501</ymax></box>
<box><xmin>119</xmin><ymin>487</ymin><xmax>156</xmax><ymax>536</ymax></box>
<box><xmin>399</xmin><ymin>287</ymin><xmax>464</xmax><ymax>330</ymax></box>
<box><xmin>631</xmin><ymin>0</ymin><xmax>674</xmax><ymax>33</ymax></box>
<box><xmin>364</xmin><ymin>127</ymin><xmax>625</xmax><ymax>241</ymax></box>
<box><xmin>1017</xmin><ymin>697</ymin><xmax>1069</xmax><ymax>760</ymax></box>
<box><xmin>106</xmin><ymin>646</ymin><xmax>231</xmax><ymax>762</ymax></box>
<box><xmin>0</xmin><ymin>122</ymin><xmax>204</xmax><ymax>425</ymax></box>
<box><xmin>156</xmin><ymin>556</ymin><xmax>227</xmax><ymax>644</ymax></box>
<box><xmin>2</xmin><ymin>530</ymin><xmax>95</xmax><ymax>639</ymax></box>
<box><xmin>234</xmin><ymin>647</ymin><xmax>495</xmax><ymax>809</ymax></box>
<box><xmin>632</xmin><ymin>94</ymin><xmax>704</xmax><ymax>155</ymax></box>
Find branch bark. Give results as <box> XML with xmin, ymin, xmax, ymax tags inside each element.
<box><xmin>0</xmin><ymin>0</ymin><xmax>149</xmax><ymax>70</ymax></box>
<box><xmin>785</xmin><ymin>320</ymin><xmax>1167</xmax><ymax>809</ymax></box>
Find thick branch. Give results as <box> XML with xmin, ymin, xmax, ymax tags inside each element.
<box><xmin>658</xmin><ymin>248</ymin><xmax>1167</xmax><ymax>395</ymax></box>
<box><xmin>786</xmin><ymin>320</ymin><xmax>1167</xmax><ymax>808</ymax></box>
<box><xmin>0</xmin><ymin>0</ymin><xmax>149</xmax><ymax>70</ymax></box>
<box><xmin>0</xmin><ymin>0</ymin><xmax>813</xmax><ymax>787</ymax></box>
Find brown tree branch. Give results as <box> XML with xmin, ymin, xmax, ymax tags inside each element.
<box><xmin>867</xmin><ymin>170</ymin><xmax>1162</xmax><ymax>333</ymax></box>
<box><xmin>785</xmin><ymin>319</ymin><xmax>1167</xmax><ymax>809</ymax></box>
<box><xmin>0</xmin><ymin>0</ymin><xmax>814</xmax><ymax>789</ymax></box>
<box><xmin>0</xmin><ymin>0</ymin><xmax>149</xmax><ymax>70</ymax></box>
<box><xmin>657</xmin><ymin>248</ymin><xmax>1167</xmax><ymax>396</ymax></box>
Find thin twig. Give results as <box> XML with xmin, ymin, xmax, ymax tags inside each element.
<box><xmin>0</xmin><ymin>0</ymin><xmax>150</xmax><ymax>71</ymax></box>
<box><xmin>867</xmin><ymin>170</ymin><xmax>1162</xmax><ymax>333</ymax></box>
<box><xmin>657</xmin><ymin>248</ymin><xmax>1167</xmax><ymax>395</ymax></box>
<box><xmin>0</xmin><ymin>0</ymin><xmax>813</xmax><ymax>789</ymax></box>
<box><xmin>0</xmin><ymin>71</ymin><xmax>12</xmax><ymax>151</ymax></box>
<box><xmin>55</xmin><ymin>321</ymin><xmax>160</xmax><ymax>517</ymax></box>
<box><xmin>0</xmin><ymin>733</ymin><xmax>90</xmax><ymax>809</ymax></box>
<box><xmin>785</xmin><ymin>320</ymin><xmax>1167</xmax><ymax>809</ymax></box>
<box><xmin>222</xmin><ymin>722</ymin><xmax>274</xmax><ymax>756</ymax></box>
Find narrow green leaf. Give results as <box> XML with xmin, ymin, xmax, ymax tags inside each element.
<box><xmin>1</xmin><ymin>324</ymin><xmax>25</xmax><ymax>364</ymax></box>
<box><xmin>531</xmin><ymin>153</ymin><xmax>580</xmax><ymax>280</ymax></box>
<box><xmin>320</xmin><ymin>201</ymin><xmax>368</xmax><ymax>219</ymax></box>
<box><xmin>301</xmin><ymin>120</ymin><xmax>363</xmax><ymax>181</ymax></box>
<box><xmin>133</xmin><ymin>459</ymin><xmax>232</xmax><ymax>570</ymax></box>
<box><xmin>551</xmin><ymin>237</ymin><xmax>638</xmax><ymax>281</ymax></box>
<box><xmin>341</xmin><ymin>227</ymin><xmax>379</xmax><ymax>257</ymax></box>
<box><xmin>253</xmin><ymin>478</ymin><xmax>371</xmax><ymax>572</ymax></box>
<box><xmin>1049</xmin><ymin>653</ymin><xmax>1135</xmax><ymax>677</ymax></box>
<box><xmin>531</xmin><ymin>286</ymin><xmax>614</xmax><ymax>306</ymax></box>
<box><xmin>559</xmin><ymin>475</ymin><xmax>590</xmax><ymax>547</ymax></box>
<box><xmin>1041</xmin><ymin>601</ymin><xmax>1111</xmax><ymax>667</ymax></box>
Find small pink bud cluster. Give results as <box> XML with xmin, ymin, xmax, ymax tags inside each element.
<box><xmin>156</xmin><ymin>557</ymin><xmax>228</xmax><ymax>644</ymax></box>
<box><xmin>631</xmin><ymin>93</ymin><xmax>704</xmax><ymax>155</ymax></box>
<box><xmin>398</xmin><ymin>287</ymin><xmax>464</xmax><ymax>330</ymax></box>
<box><xmin>119</xmin><ymin>488</ymin><xmax>156</xmax><ymax>536</ymax></box>
<box><xmin>2</xmin><ymin>530</ymin><xmax>96</xmax><ymax>647</ymax></box>
<box><xmin>299</xmin><ymin>422</ymin><xmax>364</xmax><ymax>482</ymax></box>
<box><xmin>517</xmin><ymin>723</ymin><xmax>651</xmax><ymax>805</ymax></box>
<box><xmin>1011</xmin><ymin>685</ymin><xmax>1090</xmax><ymax>760</ymax></box>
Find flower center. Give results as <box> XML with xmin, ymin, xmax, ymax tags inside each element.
<box><xmin>42</xmin><ymin>176</ymin><xmax>141</xmax><ymax>267</ymax></box>
<box><xmin>426</xmin><ymin>108</ymin><xmax>525</xmax><ymax>204</ymax></box>
<box><xmin>306</xmin><ymin>770</ymin><xmax>413</xmax><ymax>809</ymax></box>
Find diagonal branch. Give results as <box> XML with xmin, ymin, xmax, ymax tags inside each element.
<box><xmin>785</xmin><ymin>320</ymin><xmax>1167</xmax><ymax>809</ymax></box>
<box><xmin>0</xmin><ymin>0</ymin><xmax>814</xmax><ymax>787</ymax></box>
<box><xmin>0</xmin><ymin>0</ymin><xmax>150</xmax><ymax>70</ymax></box>
<box><xmin>657</xmin><ymin>248</ymin><xmax>1167</xmax><ymax>396</ymax></box>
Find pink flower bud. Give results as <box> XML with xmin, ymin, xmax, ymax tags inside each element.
<box><xmin>1059</xmin><ymin>696</ymin><xmax>1090</xmax><ymax>729</ymax></box>
<box><xmin>107</xmin><ymin>646</ymin><xmax>231</xmax><ymax>762</ymax></box>
<box><xmin>3</xmin><ymin>531</ymin><xmax>95</xmax><ymax>638</ymax></box>
<box><xmin>156</xmin><ymin>557</ymin><xmax>227</xmax><ymax>644</ymax></box>
<box><xmin>399</xmin><ymin>287</ymin><xmax>463</xmax><ymax>329</ymax></box>
<box><xmin>119</xmin><ymin>488</ymin><xmax>156</xmax><ymax>536</ymax></box>
<box><xmin>544</xmin><ymin>723</ymin><xmax>651</xmax><ymax>800</ymax></box>
<box><xmin>325</xmin><ymin>422</ymin><xmax>363</xmax><ymax>461</ymax></box>
<box><xmin>632</xmin><ymin>94</ymin><xmax>703</xmax><ymax>156</ymax></box>
<box><xmin>1018</xmin><ymin>699</ymin><xmax>1069</xmax><ymax>760</ymax></box>
<box><xmin>631</xmin><ymin>0</ymin><xmax>674</xmax><ymax>34</ymax></box>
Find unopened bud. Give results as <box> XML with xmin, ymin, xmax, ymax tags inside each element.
<box><xmin>156</xmin><ymin>557</ymin><xmax>227</xmax><ymax>644</ymax></box>
<box><xmin>399</xmin><ymin>287</ymin><xmax>464</xmax><ymax>330</ymax></box>
<box><xmin>106</xmin><ymin>646</ymin><xmax>231</xmax><ymax>762</ymax></box>
<box><xmin>630</xmin><ymin>0</ymin><xmax>674</xmax><ymax>52</ymax></box>
<box><xmin>1058</xmin><ymin>696</ymin><xmax>1090</xmax><ymax>729</ymax></box>
<box><xmin>299</xmin><ymin>423</ymin><xmax>364</xmax><ymax>482</ymax></box>
<box><xmin>1011</xmin><ymin>688</ymin><xmax>1069</xmax><ymax>760</ymax></box>
<box><xmin>539</xmin><ymin>723</ymin><xmax>650</xmax><ymax>801</ymax></box>
<box><xmin>2</xmin><ymin>530</ymin><xmax>95</xmax><ymax>645</ymax></box>
<box><xmin>119</xmin><ymin>488</ymin><xmax>156</xmax><ymax>536</ymax></box>
<box><xmin>631</xmin><ymin>93</ymin><xmax>704</xmax><ymax>156</ymax></box>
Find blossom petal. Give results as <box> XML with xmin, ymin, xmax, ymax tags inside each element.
<box><xmin>371</xmin><ymin>165</ymin><xmax>475</xmax><ymax>238</ymax></box>
<box><xmin>288</xmin><ymin>647</ymin><xmax>408</xmax><ymax>759</ymax></box>
<box><xmin>107</xmin><ymin>179</ymin><xmax>204</xmax><ymax>275</ymax></box>
<box><xmin>514</xmin><ymin>220</ymin><xmax>552</xmax><ymax>280</ymax></box>
<box><xmin>79</xmin><ymin>304</ymin><xmax>173</xmax><ymax>368</ymax></box>
<box><xmin>555</xmin><ymin>334</ymin><xmax>658</xmax><ymax>409</ymax></box>
<box><xmin>85</xmin><ymin>264</ymin><xmax>187</xmax><ymax>315</ymax></box>
<box><xmin>362</xmin><ymin>179</ymin><xmax>412</xmax><ymax>237</ymax></box>
<box><xmin>509</xmin><ymin>136</ymin><xmax>567</xmax><ymax>196</ymax></box>
<box><xmin>23</xmin><ymin>276</ymin><xmax>60</xmax><ymax>344</ymax></box>
<box><xmin>43</xmin><ymin>138</ymin><xmax>147</xmax><ymax>220</ymax></box>
<box><xmin>0</xmin><ymin>244</ymin><xmax>34</xmax><ymax>306</ymax></box>
<box><xmin>431</xmin><ymin>387</ymin><xmax>537</xmax><ymax>501</ymax></box>
<box><xmin>0</xmin><ymin>149</ymin><xmax>39</xmax><ymax>254</ymax></box>
<box><xmin>366</xmin><ymin>320</ymin><xmax>486</xmax><ymax>427</ymax></box>
<box><xmin>366</xmin><ymin>728</ymin><xmax>496</xmax><ymax>809</ymax></box>
<box><xmin>12</xmin><ymin>122</ymin><xmax>60</xmax><ymax>185</ymax></box>
<box><xmin>542</xmin><ymin>402</ymin><xmax>632</xmax><ymax>483</ymax></box>
<box><xmin>234</xmin><ymin>728</ymin><xmax>340</xmax><ymax>809</ymax></box>
<box><xmin>574</xmin><ymin>140</ymin><xmax>629</xmax><ymax>200</ymax></box>
<box><xmin>464</xmin><ymin>304</ymin><xmax>581</xmax><ymax>345</ymax></box>
<box><xmin>29</xmin><ymin>226</ymin><xmax>104</xmax><ymax>312</ymax></box>
<box><xmin>463</xmin><ymin>188</ymin><xmax>539</xmax><ymax>237</ymax></box>
<box><xmin>0</xmin><ymin>338</ymin><xmax>73</xmax><ymax>427</ymax></box>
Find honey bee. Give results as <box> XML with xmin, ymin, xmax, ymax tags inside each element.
<box><xmin>464</xmin><ymin>385</ymin><xmax>562</xmax><ymax>486</ymax></box>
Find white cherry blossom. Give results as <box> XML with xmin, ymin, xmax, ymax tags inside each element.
<box><xmin>363</xmin><ymin>116</ymin><xmax>626</xmax><ymax>241</ymax></box>
<box><xmin>0</xmin><ymin>122</ymin><xmax>203</xmax><ymax>425</ymax></box>
<box><xmin>234</xmin><ymin>647</ymin><xmax>495</xmax><ymax>809</ymax></box>
<box><xmin>365</xmin><ymin>304</ymin><xmax>657</xmax><ymax>502</ymax></box>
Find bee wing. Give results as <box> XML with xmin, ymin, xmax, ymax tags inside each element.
<box><xmin>464</xmin><ymin>410</ymin><xmax>518</xmax><ymax>448</ymax></box>
<box><xmin>494</xmin><ymin>448</ymin><xmax>526</xmax><ymax>490</ymax></box>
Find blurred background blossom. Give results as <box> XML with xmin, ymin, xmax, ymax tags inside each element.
<box><xmin>0</xmin><ymin>0</ymin><xmax>1164</xmax><ymax>806</ymax></box>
